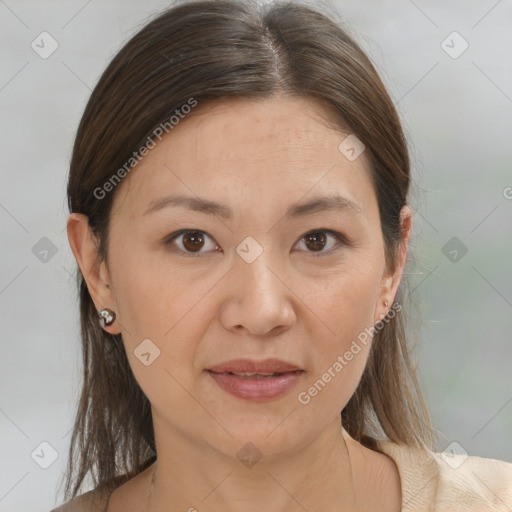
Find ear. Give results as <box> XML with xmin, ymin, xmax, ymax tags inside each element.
<box><xmin>374</xmin><ymin>205</ymin><xmax>412</xmax><ymax>324</ymax></box>
<box><xmin>66</xmin><ymin>213</ymin><xmax>121</xmax><ymax>335</ymax></box>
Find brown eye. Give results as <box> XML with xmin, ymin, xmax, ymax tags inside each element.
<box><xmin>165</xmin><ymin>228</ymin><xmax>347</xmax><ymax>257</ymax></box>
<box><xmin>166</xmin><ymin>230</ymin><xmax>219</xmax><ymax>256</ymax></box>
<box><xmin>182</xmin><ymin>231</ymin><xmax>205</xmax><ymax>252</ymax></box>
<box><xmin>303</xmin><ymin>231</ymin><xmax>327</xmax><ymax>252</ymax></box>
<box><xmin>297</xmin><ymin>229</ymin><xmax>348</xmax><ymax>255</ymax></box>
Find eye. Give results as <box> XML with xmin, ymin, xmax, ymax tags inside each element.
<box><xmin>165</xmin><ymin>229</ymin><xmax>220</xmax><ymax>256</ymax></box>
<box><xmin>296</xmin><ymin>229</ymin><xmax>348</xmax><ymax>256</ymax></box>
<box><xmin>164</xmin><ymin>228</ymin><xmax>348</xmax><ymax>257</ymax></box>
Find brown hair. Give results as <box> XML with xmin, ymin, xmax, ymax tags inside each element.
<box><xmin>62</xmin><ymin>0</ymin><xmax>435</xmax><ymax>501</ymax></box>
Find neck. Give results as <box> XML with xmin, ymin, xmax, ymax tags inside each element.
<box><xmin>148</xmin><ymin>415</ymin><xmax>366</xmax><ymax>512</ymax></box>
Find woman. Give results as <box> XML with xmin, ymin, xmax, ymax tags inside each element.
<box><xmin>52</xmin><ymin>0</ymin><xmax>512</xmax><ymax>510</ymax></box>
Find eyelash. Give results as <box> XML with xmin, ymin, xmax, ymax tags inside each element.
<box><xmin>164</xmin><ymin>229</ymin><xmax>349</xmax><ymax>257</ymax></box>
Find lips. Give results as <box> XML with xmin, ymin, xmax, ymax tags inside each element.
<box><xmin>206</xmin><ymin>358</ymin><xmax>305</xmax><ymax>401</ymax></box>
<box><xmin>207</xmin><ymin>370</ymin><xmax>304</xmax><ymax>401</ymax></box>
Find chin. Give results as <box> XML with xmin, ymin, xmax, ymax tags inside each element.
<box><xmin>202</xmin><ymin>415</ymin><xmax>318</xmax><ymax>463</ymax></box>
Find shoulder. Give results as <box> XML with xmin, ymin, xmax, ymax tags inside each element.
<box><xmin>49</xmin><ymin>487</ymin><xmax>111</xmax><ymax>512</ymax></box>
<box><xmin>429</xmin><ymin>451</ymin><xmax>512</xmax><ymax>510</ymax></box>
<box><xmin>377</xmin><ymin>439</ymin><xmax>512</xmax><ymax>511</ymax></box>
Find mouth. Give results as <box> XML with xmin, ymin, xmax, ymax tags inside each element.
<box><xmin>206</xmin><ymin>367</ymin><xmax>305</xmax><ymax>401</ymax></box>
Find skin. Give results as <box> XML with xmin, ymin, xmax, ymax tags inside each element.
<box><xmin>67</xmin><ymin>95</ymin><xmax>410</xmax><ymax>512</ymax></box>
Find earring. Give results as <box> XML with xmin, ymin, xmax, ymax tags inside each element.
<box><xmin>378</xmin><ymin>300</ymin><xmax>390</xmax><ymax>321</ymax></box>
<box><xmin>99</xmin><ymin>308</ymin><xmax>116</xmax><ymax>327</ymax></box>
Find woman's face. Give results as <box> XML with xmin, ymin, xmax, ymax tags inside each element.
<box><xmin>70</xmin><ymin>96</ymin><xmax>410</xmax><ymax>460</ymax></box>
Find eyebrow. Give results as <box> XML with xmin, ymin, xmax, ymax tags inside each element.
<box><xmin>143</xmin><ymin>193</ymin><xmax>364</xmax><ymax>219</ymax></box>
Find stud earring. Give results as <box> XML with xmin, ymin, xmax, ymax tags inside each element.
<box><xmin>378</xmin><ymin>300</ymin><xmax>390</xmax><ymax>321</ymax></box>
<box><xmin>99</xmin><ymin>308</ymin><xmax>116</xmax><ymax>327</ymax></box>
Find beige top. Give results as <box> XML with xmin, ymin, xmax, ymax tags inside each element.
<box><xmin>50</xmin><ymin>437</ymin><xmax>512</xmax><ymax>511</ymax></box>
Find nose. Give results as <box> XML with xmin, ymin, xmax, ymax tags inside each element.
<box><xmin>219</xmin><ymin>250</ymin><xmax>297</xmax><ymax>336</ymax></box>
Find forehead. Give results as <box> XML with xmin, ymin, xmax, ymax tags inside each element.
<box><xmin>113</xmin><ymin>96</ymin><xmax>375</xmax><ymax>220</ymax></box>
<box><xmin>184</xmin><ymin>96</ymin><xmax>354</xmax><ymax>161</ymax></box>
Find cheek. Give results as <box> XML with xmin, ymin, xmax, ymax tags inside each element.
<box><xmin>109</xmin><ymin>248</ymin><xmax>217</xmax><ymax>376</ymax></box>
<box><xmin>110</xmin><ymin>243</ymin><xmax>199</xmax><ymax>335</ymax></box>
<box><xmin>109</xmin><ymin>258</ymin><xmax>210</xmax><ymax>419</ymax></box>
<box><xmin>298</xmin><ymin>261</ymin><xmax>381</xmax><ymax>408</ymax></box>
<box><xmin>309</xmin><ymin>255</ymin><xmax>381</xmax><ymax>340</ymax></box>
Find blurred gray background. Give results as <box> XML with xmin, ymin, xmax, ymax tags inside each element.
<box><xmin>1</xmin><ymin>0</ymin><xmax>511</xmax><ymax>510</ymax></box>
